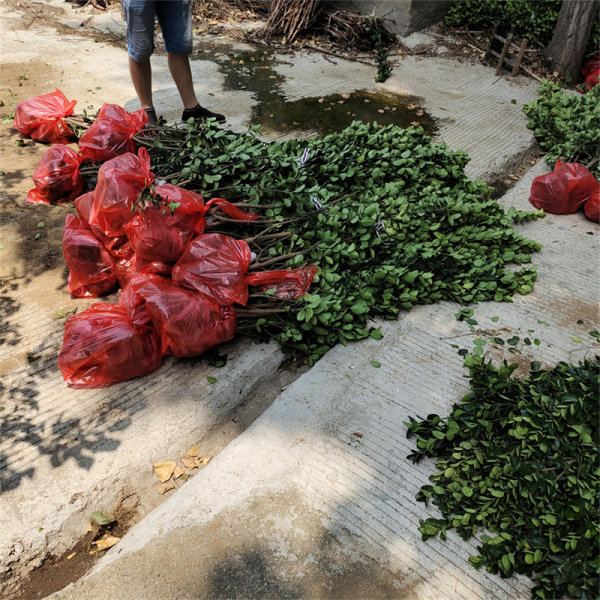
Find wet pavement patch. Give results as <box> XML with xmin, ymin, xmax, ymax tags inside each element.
<box><xmin>194</xmin><ymin>48</ymin><xmax>437</xmax><ymax>136</ymax></box>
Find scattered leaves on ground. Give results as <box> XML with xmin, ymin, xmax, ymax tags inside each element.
<box><xmin>152</xmin><ymin>461</ymin><xmax>176</xmax><ymax>483</ymax></box>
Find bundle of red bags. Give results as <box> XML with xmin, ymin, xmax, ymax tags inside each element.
<box><xmin>62</xmin><ymin>214</ymin><xmax>117</xmax><ymax>298</ymax></box>
<box><xmin>124</xmin><ymin>184</ymin><xmax>206</xmax><ymax>275</ymax></box>
<box><xmin>119</xmin><ymin>273</ymin><xmax>238</xmax><ymax>357</ymax></box>
<box><xmin>89</xmin><ymin>147</ymin><xmax>154</xmax><ymax>239</ymax></box>
<box><xmin>26</xmin><ymin>145</ymin><xmax>83</xmax><ymax>204</ymax></box>
<box><xmin>58</xmin><ymin>303</ymin><xmax>162</xmax><ymax>389</ymax></box>
<box><xmin>78</xmin><ymin>103</ymin><xmax>149</xmax><ymax>162</ymax></box>
<box><xmin>529</xmin><ymin>160</ymin><xmax>600</xmax><ymax>216</ymax></box>
<box><xmin>48</xmin><ymin>131</ymin><xmax>318</xmax><ymax>388</ymax></box>
<box><xmin>14</xmin><ymin>89</ymin><xmax>76</xmax><ymax>144</ymax></box>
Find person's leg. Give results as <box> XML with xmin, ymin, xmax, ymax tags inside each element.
<box><xmin>122</xmin><ymin>0</ymin><xmax>156</xmax><ymax>114</ymax></box>
<box><xmin>157</xmin><ymin>0</ymin><xmax>225</xmax><ymax>122</ymax></box>
<box><xmin>129</xmin><ymin>57</ymin><xmax>153</xmax><ymax>110</ymax></box>
<box><xmin>166</xmin><ymin>52</ymin><xmax>198</xmax><ymax>110</ymax></box>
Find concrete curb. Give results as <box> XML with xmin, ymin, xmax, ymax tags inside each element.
<box><xmin>0</xmin><ymin>337</ymin><xmax>283</xmax><ymax>589</ymax></box>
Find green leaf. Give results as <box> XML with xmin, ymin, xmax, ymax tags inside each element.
<box><xmin>206</xmin><ymin>376</ymin><xmax>217</xmax><ymax>384</ymax></box>
<box><xmin>369</xmin><ymin>328</ymin><xmax>384</xmax><ymax>340</ymax></box>
<box><xmin>90</xmin><ymin>511</ymin><xmax>115</xmax><ymax>526</ymax></box>
<box><xmin>370</xmin><ymin>360</ymin><xmax>381</xmax><ymax>368</ymax></box>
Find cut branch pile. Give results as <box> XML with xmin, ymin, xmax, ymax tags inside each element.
<box><xmin>192</xmin><ymin>0</ymin><xmax>395</xmax><ymax>50</ymax></box>
<box><xmin>261</xmin><ymin>0</ymin><xmax>323</xmax><ymax>43</ymax></box>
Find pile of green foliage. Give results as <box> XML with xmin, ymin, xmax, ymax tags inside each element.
<box><xmin>406</xmin><ymin>355</ymin><xmax>600</xmax><ymax>600</ymax></box>
<box><xmin>142</xmin><ymin>120</ymin><xmax>543</xmax><ymax>363</ymax></box>
<box><xmin>444</xmin><ymin>0</ymin><xmax>599</xmax><ymax>52</ymax></box>
<box><xmin>523</xmin><ymin>81</ymin><xmax>600</xmax><ymax>178</ymax></box>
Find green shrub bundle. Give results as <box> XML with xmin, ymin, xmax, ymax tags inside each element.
<box><xmin>140</xmin><ymin>120</ymin><xmax>543</xmax><ymax>363</ymax></box>
<box><xmin>523</xmin><ymin>80</ymin><xmax>600</xmax><ymax>178</ymax></box>
<box><xmin>406</xmin><ymin>355</ymin><xmax>600</xmax><ymax>600</ymax></box>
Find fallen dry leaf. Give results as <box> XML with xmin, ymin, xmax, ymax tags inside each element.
<box><xmin>199</xmin><ymin>456</ymin><xmax>213</xmax><ymax>466</ymax></box>
<box><xmin>91</xmin><ymin>535</ymin><xmax>120</xmax><ymax>553</ymax></box>
<box><xmin>318</xmin><ymin>98</ymin><xmax>324</xmax><ymax>103</ymax></box>
<box><xmin>341</xmin><ymin>93</ymin><xmax>350</xmax><ymax>99</ymax></box>
<box><xmin>410</xmin><ymin>121</ymin><xmax>420</xmax><ymax>127</ymax></box>
<box><xmin>180</xmin><ymin>456</ymin><xmax>199</xmax><ymax>470</ymax></box>
<box><xmin>157</xmin><ymin>481</ymin><xmax>175</xmax><ymax>495</ymax></box>
<box><xmin>407</xmin><ymin>103</ymin><xmax>416</xmax><ymax>110</ymax></box>
<box><xmin>153</xmin><ymin>461</ymin><xmax>176</xmax><ymax>483</ymax></box>
<box><xmin>377</xmin><ymin>109</ymin><xmax>385</xmax><ymax>113</ymax></box>
<box><xmin>67</xmin><ymin>552</ymin><xmax>76</xmax><ymax>560</ymax></box>
<box><xmin>173</xmin><ymin>465</ymin><xmax>185</xmax><ymax>479</ymax></box>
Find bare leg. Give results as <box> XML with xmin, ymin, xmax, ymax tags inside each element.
<box><xmin>167</xmin><ymin>52</ymin><xmax>198</xmax><ymax>110</ymax></box>
<box><xmin>129</xmin><ymin>57</ymin><xmax>154</xmax><ymax>109</ymax></box>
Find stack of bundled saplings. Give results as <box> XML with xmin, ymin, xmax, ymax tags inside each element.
<box><xmin>16</xmin><ymin>91</ymin><xmax>317</xmax><ymax>388</ymax></box>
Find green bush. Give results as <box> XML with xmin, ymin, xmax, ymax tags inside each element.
<box><xmin>445</xmin><ymin>0</ymin><xmax>562</xmax><ymax>44</ymax></box>
<box><xmin>444</xmin><ymin>0</ymin><xmax>599</xmax><ymax>52</ymax></box>
<box><xmin>523</xmin><ymin>80</ymin><xmax>600</xmax><ymax>177</ymax></box>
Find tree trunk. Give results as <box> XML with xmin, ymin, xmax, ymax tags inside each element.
<box><xmin>545</xmin><ymin>0</ymin><xmax>598</xmax><ymax>81</ymax></box>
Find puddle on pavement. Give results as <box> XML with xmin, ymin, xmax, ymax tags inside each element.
<box><xmin>193</xmin><ymin>48</ymin><xmax>437</xmax><ymax>137</ymax></box>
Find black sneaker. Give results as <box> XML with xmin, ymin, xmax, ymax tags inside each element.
<box><xmin>182</xmin><ymin>104</ymin><xmax>226</xmax><ymax>124</ymax></box>
<box><xmin>144</xmin><ymin>107</ymin><xmax>158</xmax><ymax>125</ymax></box>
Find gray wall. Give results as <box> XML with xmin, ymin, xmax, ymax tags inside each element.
<box><xmin>342</xmin><ymin>0</ymin><xmax>452</xmax><ymax>36</ymax></box>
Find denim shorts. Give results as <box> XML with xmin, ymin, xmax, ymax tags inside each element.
<box><xmin>122</xmin><ymin>0</ymin><xmax>193</xmax><ymax>62</ymax></box>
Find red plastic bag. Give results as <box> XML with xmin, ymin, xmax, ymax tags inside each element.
<box><xmin>118</xmin><ymin>272</ymin><xmax>166</xmax><ymax>327</ymax></box>
<box><xmin>58</xmin><ymin>303</ymin><xmax>162</xmax><ymax>388</ymax></box>
<box><xmin>582</xmin><ymin>54</ymin><xmax>600</xmax><ymax>90</ymax></box>
<box><xmin>78</xmin><ymin>103</ymin><xmax>149</xmax><ymax>163</ymax></box>
<box><xmin>246</xmin><ymin>265</ymin><xmax>318</xmax><ymax>299</ymax></box>
<box><xmin>26</xmin><ymin>145</ymin><xmax>83</xmax><ymax>204</ymax></box>
<box><xmin>529</xmin><ymin>160</ymin><xmax>600</xmax><ymax>214</ymax></box>
<box><xmin>172</xmin><ymin>233</ymin><xmax>252</xmax><ymax>306</ymax></box>
<box><xmin>204</xmin><ymin>197</ymin><xmax>260</xmax><ymax>222</ymax></box>
<box><xmin>89</xmin><ymin>147</ymin><xmax>154</xmax><ymax>239</ymax></box>
<box><xmin>124</xmin><ymin>184</ymin><xmax>206</xmax><ymax>273</ymax></box>
<box><xmin>14</xmin><ymin>89</ymin><xmax>76</xmax><ymax>144</ymax></box>
<box><xmin>584</xmin><ymin>190</ymin><xmax>600</xmax><ymax>223</ymax></box>
<box><xmin>74</xmin><ymin>192</ymin><xmax>131</xmax><ymax>258</ymax></box>
<box><xmin>62</xmin><ymin>213</ymin><xmax>117</xmax><ymax>298</ymax></box>
<box><xmin>115</xmin><ymin>253</ymin><xmax>138</xmax><ymax>288</ymax></box>
<box><xmin>120</xmin><ymin>273</ymin><xmax>237</xmax><ymax>357</ymax></box>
